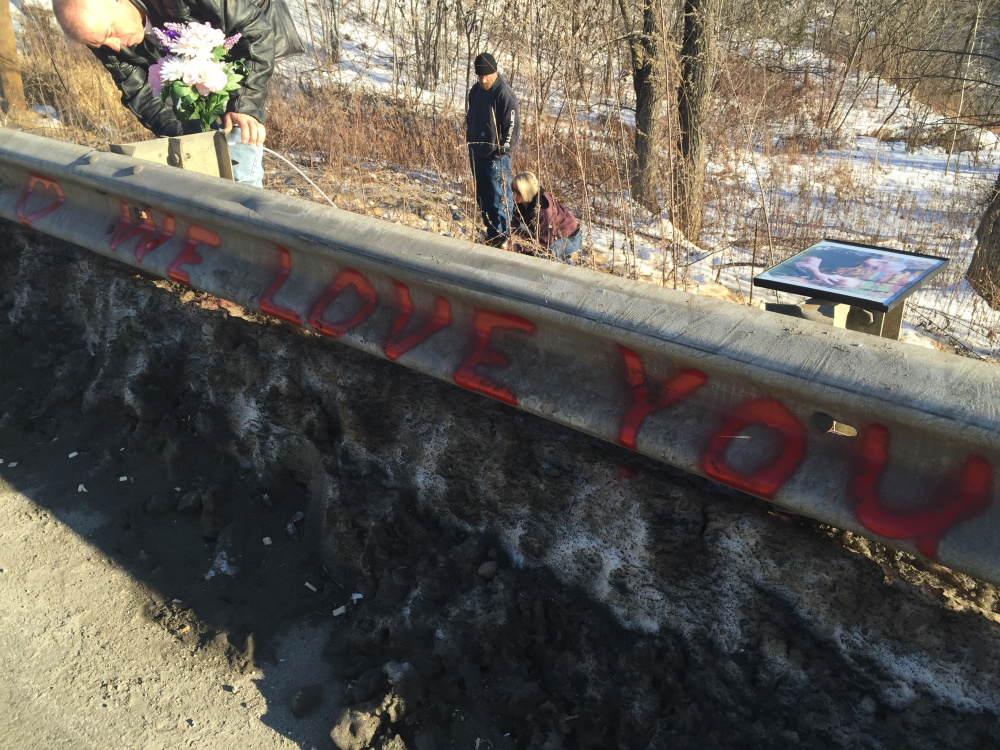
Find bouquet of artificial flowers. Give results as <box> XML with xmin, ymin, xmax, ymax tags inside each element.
<box><xmin>148</xmin><ymin>22</ymin><xmax>244</xmax><ymax>132</ymax></box>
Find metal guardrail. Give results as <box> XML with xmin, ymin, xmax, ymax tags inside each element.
<box><xmin>1</xmin><ymin>127</ymin><xmax>998</xmax><ymax>582</ymax></box>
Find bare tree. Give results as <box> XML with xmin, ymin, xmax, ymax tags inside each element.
<box><xmin>967</xmin><ymin>172</ymin><xmax>1000</xmax><ymax>309</ymax></box>
<box><xmin>945</xmin><ymin>0</ymin><xmax>981</xmax><ymax>174</ymax></box>
<box><xmin>321</xmin><ymin>0</ymin><xmax>342</xmax><ymax>65</ymax></box>
<box><xmin>617</xmin><ymin>0</ymin><xmax>665</xmax><ymax>212</ymax></box>
<box><xmin>674</xmin><ymin>0</ymin><xmax>717</xmax><ymax>239</ymax></box>
<box><xmin>455</xmin><ymin>0</ymin><xmax>485</xmax><ymax>94</ymax></box>
<box><xmin>410</xmin><ymin>0</ymin><xmax>448</xmax><ymax>90</ymax></box>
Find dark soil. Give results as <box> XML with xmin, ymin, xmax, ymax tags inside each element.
<box><xmin>4</xmin><ymin>220</ymin><xmax>1000</xmax><ymax>750</ymax></box>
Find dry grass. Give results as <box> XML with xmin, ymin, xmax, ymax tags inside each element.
<box><xmin>12</xmin><ymin>7</ymin><xmax>147</xmax><ymax>145</ymax></box>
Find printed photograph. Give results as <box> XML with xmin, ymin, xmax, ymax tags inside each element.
<box><xmin>754</xmin><ymin>239</ymin><xmax>947</xmax><ymax>309</ymax></box>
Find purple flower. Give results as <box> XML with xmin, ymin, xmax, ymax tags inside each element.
<box><xmin>152</xmin><ymin>27</ymin><xmax>172</xmax><ymax>49</ymax></box>
<box><xmin>153</xmin><ymin>23</ymin><xmax>187</xmax><ymax>52</ymax></box>
<box><xmin>223</xmin><ymin>33</ymin><xmax>242</xmax><ymax>50</ymax></box>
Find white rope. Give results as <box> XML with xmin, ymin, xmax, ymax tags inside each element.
<box><xmin>262</xmin><ymin>147</ymin><xmax>338</xmax><ymax>209</ymax></box>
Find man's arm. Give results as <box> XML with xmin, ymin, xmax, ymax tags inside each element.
<box><xmin>495</xmin><ymin>86</ymin><xmax>520</xmax><ymax>155</ymax></box>
<box><xmin>465</xmin><ymin>84</ymin><xmax>475</xmax><ymax>140</ymax></box>
<box><xmin>92</xmin><ymin>46</ymin><xmax>185</xmax><ymax>137</ymax></box>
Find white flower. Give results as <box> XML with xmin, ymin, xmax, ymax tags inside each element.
<box><xmin>168</xmin><ymin>22</ymin><xmax>226</xmax><ymax>58</ymax></box>
<box><xmin>157</xmin><ymin>55</ymin><xmax>187</xmax><ymax>84</ymax></box>
<box><xmin>181</xmin><ymin>56</ymin><xmax>230</xmax><ymax>95</ymax></box>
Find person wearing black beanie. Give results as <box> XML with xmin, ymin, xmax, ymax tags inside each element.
<box><xmin>466</xmin><ymin>51</ymin><xmax>521</xmax><ymax>246</ymax></box>
<box><xmin>474</xmin><ymin>52</ymin><xmax>497</xmax><ymax>75</ymax></box>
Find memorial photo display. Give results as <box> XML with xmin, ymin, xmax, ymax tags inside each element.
<box><xmin>753</xmin><ymin>239</ymin><xmax>947</xmax><ymax>312</ymax></box>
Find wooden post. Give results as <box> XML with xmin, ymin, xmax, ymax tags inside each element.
<box><xmin>0</xmin><ymin>0</ymin><xmax>26</xmax><ymax>113</ymax></box>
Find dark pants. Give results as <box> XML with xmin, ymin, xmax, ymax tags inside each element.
<box><xmin>472</xmin><ymin>153</ymin><xmax>513</xmax><ymax>242</ymax></box>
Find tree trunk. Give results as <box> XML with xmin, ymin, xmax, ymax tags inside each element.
<box><xmin>945</xmin><ymin>1</ymin><xmax>981</xmax><ymax>177</ymax></box>
<box><xmin>967</xmin><ymin>171</ymin><xmax>1000</xmax><ymax>310</ymax></box>
<box><xmin>617</xmin><ymin>0</ymin><xmax>664</xmax><ymax>213</ymax></box>
<box><xmin>675</xmin><ymin>0</ymin><xmax>716</xmax><ymax>240</ymax></box>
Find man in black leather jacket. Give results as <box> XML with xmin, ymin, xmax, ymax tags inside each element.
<box><xmin>53</xmin><ymin>0</ymin><xmax>303</xmax><ymax>185</ymax></box>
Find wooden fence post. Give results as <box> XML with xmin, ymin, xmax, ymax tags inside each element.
<box><xmin>0</xmin><ymin>1</ymin><xmax>26</xmax><ymax>113</ymax></box>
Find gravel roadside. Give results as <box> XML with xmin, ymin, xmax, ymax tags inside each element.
<box><xmin>0</xmin><ymin>472</ymin><xmax>336</xmax><ymax>749</ymax></box>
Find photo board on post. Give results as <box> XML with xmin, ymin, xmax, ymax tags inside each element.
<box><xmin>752</xmin><ymin>238</ymin><xmax>948</xmax><ymax>313</ymax></box>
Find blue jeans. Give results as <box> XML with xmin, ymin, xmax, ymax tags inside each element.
<box><xmin>550</xmin><ymin>231</ymin><xmax>582</xmax><ymax>264</ymax></box>
<box><xmin>473</xmin><ymin>153</ymin><xmax>512</xmax><ymax>242</ymax></box>
<box><xmin>226</xmin><ymin>126</ymin><xmax>264</xmax><ymax>188</ymax></box>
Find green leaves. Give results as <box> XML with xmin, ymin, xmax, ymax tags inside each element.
<box><xmin>159</xmin><ymin>59</ymin><xmax>245</xmax><ymax>132</ymax></box>
<box><xmin>224</xmin><ymin>68</ymin><xmax>243</xmax><ymax>93</ymax></box>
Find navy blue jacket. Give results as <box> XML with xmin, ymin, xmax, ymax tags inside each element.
<box><xmin>466</xmin><ymin>75</ymin><xmax>520</xmax><ymax>161</ymax></box>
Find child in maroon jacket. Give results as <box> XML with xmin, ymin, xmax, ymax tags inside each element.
<box><xmin>507</xmin><ymin>172</ymin><xmax>582</xmax><ymax>263</ymax></box>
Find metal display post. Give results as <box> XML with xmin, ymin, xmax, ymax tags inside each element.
<box><xmin>111</xmin><ymin>131</ymin><xmax>234</xmax><ymax>180</ymax></box>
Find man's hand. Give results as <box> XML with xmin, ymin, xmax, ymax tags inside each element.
<box><xmin>224</xmin><ymin>112</ymin><xmax>266</xmax><ymax>147</ymax></box>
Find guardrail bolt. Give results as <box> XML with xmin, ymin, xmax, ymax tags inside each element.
<box><xmin>169</xmin><ymin>154</ymin><xmax>181</xmax><ymax>166</ymax></box>
<box><xmin>85</xmin><ymin>154</ymin><xmax>99</xmax><ymax>165</ymax></box>
<box><xmin>129</xmin><ymin>165</ymin><xmax>143</xmax><ymax>176</ymax></box>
